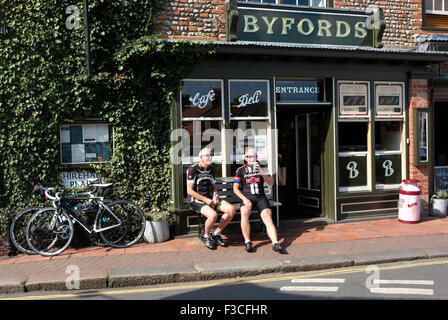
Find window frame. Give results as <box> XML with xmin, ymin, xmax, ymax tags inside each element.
<box><xmin>426</xmin><ymin>0</ymin><xmax>448</xmax><ymax>14</ymax></box>
<box><xmin>374</xmin><ymin>82</ymin><xmax>405</xmax><ymax>119</ymax></box>
<box><xmin>337</xmin><ymin>79</ymin><xmax>407</xmax><ymax>193</ymax></box>
<box><xmin>180</xmin><ymin>79</ymin><xmax>225</xmax><ymax>121</ymax></box>
<box><xmin>338</xmin><ymin>120</ymin><xmax>370</xmax><ymax>193</ymax></box>
<box><xmin>60</xmin><ymin>123</ymin><xmax>113</xmax><ymax>165</ymax></box>
<box><xmin>228</xmin><ymin>79</ymin><xmax>271</xmax><ymax>121</ymax></box>
<box><xmin>414</xmin><ymin>108</ymin><xmax>431</xmax><ymax>166</ymax></box>
<box><xmin>338</xmin><ymin>81</ymin><xmax>371</xmax><ymax>120</ymax></box>
<box><xmin>275</xmin><ymin>78</ymin><xmax>330</xmax><ymax>105</ymax></box>
<box><xmin>374</xmin><ymin>119</ymin><xmax>404</xmax><ymax>190</ymax></box>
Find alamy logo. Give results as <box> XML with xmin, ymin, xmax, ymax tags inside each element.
<box><xmin>65</xmin><ymin>5</ymin><xmax>81</xmax><ymax>30</ymax></box>
<box><xmin>65</xmin><ymin>265</ymin><xmax>80</xmax><ymax>290</ymax></box>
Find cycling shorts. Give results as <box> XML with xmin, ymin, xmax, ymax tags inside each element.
<box><xmin>189</xmin><ymin>199</ymin><xmax>223</xmax><ymax>213</ymax></box>
<box><xmin>241</xmin><ymin>194</ymin><xmax>270</xmax><ymax>213</ymax></box>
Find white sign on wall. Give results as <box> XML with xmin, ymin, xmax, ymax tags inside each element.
<box><xmin>61</xmin><ymin>172</ymin><xmax>102</xmax><ymax>188</ymax></box>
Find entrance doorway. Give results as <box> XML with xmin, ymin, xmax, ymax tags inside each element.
<box><xmin>277</xmin><ymin>107</ymin><xmax>330</xmax><ymax>220</ymax></box>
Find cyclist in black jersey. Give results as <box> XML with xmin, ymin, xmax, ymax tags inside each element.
<box><xmin>233</xmin><ymin>147</ymin><xmax>286</xmax><ymax>254</ymax></box>
<box><xmin>186</xmin><ymin>148</ymin><xmax>236</xmax><ymax>250</ymax></box>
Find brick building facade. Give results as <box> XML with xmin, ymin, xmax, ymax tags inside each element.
<box><xmin>155</xmin><ymin>0</ymin><xmax>448</xmax><ymax>233</ymax></box>
<box><xmin>154</xmin><ymin>0</ymin><xmax>448</xmax><ymax>48</ymax></box>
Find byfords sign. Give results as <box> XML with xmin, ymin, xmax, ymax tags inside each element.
<box><xmin>226</xmin><ymin>0</ymin><xmax>385</xmax><ymax>48</ymax></box>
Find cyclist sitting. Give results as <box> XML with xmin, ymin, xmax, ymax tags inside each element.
<box><xmin>186</xmin><ymin>148</ymin><xmax>236</xmax><ymax>250</ymax></box>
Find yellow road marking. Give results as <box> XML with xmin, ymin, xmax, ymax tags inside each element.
<box><xmin>3</xmin><ymin>259</ymin><xmax>448</xmax><ymax>300</ymax></box>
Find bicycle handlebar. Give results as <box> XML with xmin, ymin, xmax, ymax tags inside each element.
<box><xmin>44</xmin><ymin>188</ymin><xmax>58</xmax><ymax>200</ymax></box>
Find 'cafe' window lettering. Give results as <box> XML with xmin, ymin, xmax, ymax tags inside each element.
<box><xmin>189</xmin><ymin>90</ymin><xmax>216</xmax><ymax>109</ymax></box>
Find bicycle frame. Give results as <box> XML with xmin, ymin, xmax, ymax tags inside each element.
<box><xmin>48</xmin><ymin>189</ymin><xmax>124</xmax><ymax>236</ymax></box>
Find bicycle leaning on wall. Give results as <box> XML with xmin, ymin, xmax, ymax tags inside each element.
<box><xmin>25</xmin><ymin>181</ymin><xmax>146</xmax><ymax>256</ymax></box>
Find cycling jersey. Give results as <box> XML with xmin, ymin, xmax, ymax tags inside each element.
<box><xmin>186</xmin><ymin>163</ymin><xmax>216</xmax><ymax>203</ymax></box>
<box><xmin>234</xmin><ymin>164</ymin><xmax>271</xmax><ymax>196</ymax></box>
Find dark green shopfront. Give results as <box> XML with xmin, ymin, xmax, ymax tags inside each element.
<box><xmin>167</xmin><ymin>2</ymin><xmax>447</xmax><ymax>235</ymax></box>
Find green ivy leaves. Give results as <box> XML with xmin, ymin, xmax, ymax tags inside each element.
<box><xmin>0</xmin><ymin>0</ymin><xmax>215</xmax><ymax>237</ymax></box>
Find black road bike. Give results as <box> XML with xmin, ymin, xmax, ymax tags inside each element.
<box><xmin>26</xmin><ymin>182</ymin><xmax>145</xmax><ymax>257</ymax></box>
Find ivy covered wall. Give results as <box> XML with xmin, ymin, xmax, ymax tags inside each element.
<box><xmin>0</xmin><ymin>0</ymin><xmax>215</xmax><ymax>236</ymax></box>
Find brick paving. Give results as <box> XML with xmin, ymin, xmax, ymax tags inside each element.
<box><xmin>1</xmin><ymin>216</ymin><xmax>448</xmax><ymax>294</ymax></box>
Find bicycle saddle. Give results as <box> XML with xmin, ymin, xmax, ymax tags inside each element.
<box><xmin>87</xmin><ymin>178</ymin><xmax>113</xmax><ymax>188</ymax></box>
<box><xmin>93</xmin><ymin>182</ymin><xmax>113</xmax><ymax>188</ymax></box>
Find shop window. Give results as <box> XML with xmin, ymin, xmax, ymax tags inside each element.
<box><xmin>179</xmin><ymin>80</ymin><xmax>225</xmax><ymax>198</ymax></box>
<box><xmin>375</xmin><ymin>121</ymin><xmax>403</xmax><ymax>188</ymax></box>
<box><xmin>415</xmin><ymin>109</ymin><xmax>430</xmax><ymax>165</ymax></box>
<box><xmin>374</xmin><ymin>82</ymin><xmax>404</xmax><ymax>118</ymax></box>
<box><xmin>338</xmin><ymin>81</ymin><xmax>370</xmax><ymax>119</ymax></box>
<box><xmin>178</xmin><ymin>78</ymin><xmax>273</xmax><ymax>204</ymax></box>
<box><xmin>60</xmin><ymin>124</ymin><xmax>112</xmax><ymax>164</ymax></box>
<box><xmin>229</xmin><ymin>120</ymin><xmax>269</xmax><ymax>175</ymax></box>
<box><xmin>229</xmin><ymin>80</ymin><xmax>270</xmax><ymax>119</ymax></box>
<box><xmin>425</xmin><ymin>0</ymin><xmax>448</xmax><ymax>28</ymax></box>
<box><xmin>180</xmin><ymin>80</ymin><xmax>223</xmax><ymax>120</ymax></box>
<box><xmin>338</xmin><ymin>121</ymin><xmax>369</xmax><ymax>191</ymax></box>
<box><xmin>275</xmin><ymin>79</ymin><xmax>326</xmax><ymax>104</ymax></box>
<box><xmin>426</xmin><ymin>0</ymin><xmax>448</xmax><ymax>13</ymax></box>
<box><xmin>180</xmin><ymin>121</ymin><xmax>223</xmax><ymax>165</ymax></box>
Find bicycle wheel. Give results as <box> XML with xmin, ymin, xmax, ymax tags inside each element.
<box><xmin>26</xmin><ymin>208</ymin><xmax>74</xmax><ymax>257</ymax></box>
<box><xmin>98</xmin><ymin>200</ymin><xmax>145</xmax><ymax>248</ymax></box>
<box><xmin>10</xmin><ymin>207</ymin><xmax>42</xmax><ymax>255</ymax></box>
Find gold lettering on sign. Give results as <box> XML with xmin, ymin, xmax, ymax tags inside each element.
<box><xmin>282</xmin><ymin>17</ymin><xmax>295</xmax><ymax>35</ymax></box>
<box><xmin>317</xmin><ymin>20</ymin><xmax>332</xmax><ymax>37</ymax></box>
<box><xmin>355</xmin><ymin>22</ymin><xmax>367</xmax><ymax>38</ymax></box>
<box><xmin>262</xmin><ymin>16</ymin><xmax>278</xmax><ymax>34</ymax></box>
<box><xmin>297</xmin><ymin>18</ymin><xmax>314</xmax><ymax>36</ymax></box>
<box><xmin>241</xmin><ymin>14</ymin><xmax>370</xmax><ymax>41</ymax></box>
<box><xmin>336</xmin><ymin>20</ymin><xmax>351</xmax><ymax>38</ymax></box>
<box><xmin>244</xmin><ymin>15</ymin><xmax>259</xmax><ymax>32</ymax></box>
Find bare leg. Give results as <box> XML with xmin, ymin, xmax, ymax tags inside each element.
<box><xmin>215</xmin><ymin>201</ymin><xmax>236</xmax><ymax>234</ymax></box>
<box><xmin>260</xmin><ymin>208</ymin><xmax>278</xmax><ymax>244</ymax></box>
<box><xmin>240</xmin><ymin>205</ymin><xmax>252</xmax><ymax>242</ymax></box>
<box><xmin>201</xmin><ymin>206</ymin><xmax>218</xmax><ymax>236</ymax></box>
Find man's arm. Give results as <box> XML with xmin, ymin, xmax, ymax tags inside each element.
<box><xmin>187</xmin><ymin>183</ymin><xmax>213</xmax><ymax>205</ymax></box>
<box><xmin>259</xmin><ymin>166</ymin><xmax>274</xmax><ymax>186</ymax></box>
<box><xmin>233</xmin><ymin>182</ymin><xmax>252</xmax><ymax>210</ymax></box>
<box><xmin>262</xmin><ymin>173</ymin><xmax>274</xmax><ymax>186</ymax></box>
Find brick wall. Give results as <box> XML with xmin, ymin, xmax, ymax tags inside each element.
<box><xmin>154</xmin><ymin>0</ymin><xmax>226</xmax><ymax>41</ymax></box>
<box><xmin>408</xmin><ymin>78</ymin><xmax>430</xmax><ymax>214</ymax></box>
<box><xmin>333</xmin><ymin>0</ymin><xmax>422</xmax><ymax>49</ymax></box>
